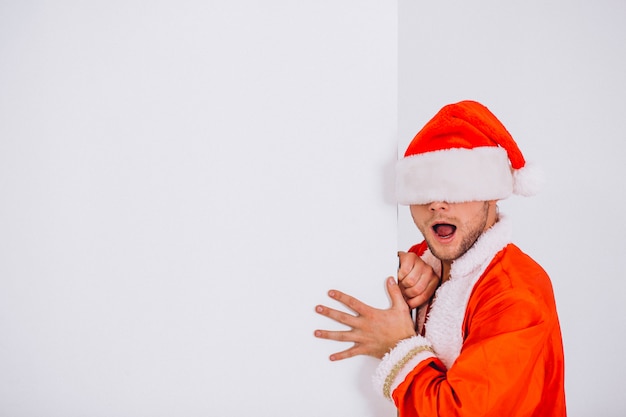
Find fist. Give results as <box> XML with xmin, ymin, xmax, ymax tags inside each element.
<box><xmin>397</xmin><ymin>251</ymin><xmax>440</xmax><ymax>309</ymax></box>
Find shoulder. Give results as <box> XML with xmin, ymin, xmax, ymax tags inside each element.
<box><xmin>471</xmin><ymin>243</ymin><xmax>558</xmax><ymax>316</ymax></box>
<box><xmin>497</xmin><ymin>244</ymin><xmax>552</xmax><ymax>290</ymax></box>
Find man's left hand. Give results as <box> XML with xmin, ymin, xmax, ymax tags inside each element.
<box><xmin>314</xmin><ymin>277</ymin><xmax>416</xmax><ymax>361</ymax></box>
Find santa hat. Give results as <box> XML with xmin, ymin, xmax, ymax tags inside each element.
<box><xmin>396</xmin><ymin>100</ymin><xmax>542</xmax><ymax>205</ymax></box>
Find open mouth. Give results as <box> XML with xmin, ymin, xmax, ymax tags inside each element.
<box><xmin>433</xmin><ymin>223</ymin><xmax>456</xmax><ymax>239</ymax></box>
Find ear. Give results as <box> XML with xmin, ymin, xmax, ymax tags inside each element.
<box><xmin>487</xmin><ymin>200</ymin><xmax>500</xmax><ymax>224</ymax></box>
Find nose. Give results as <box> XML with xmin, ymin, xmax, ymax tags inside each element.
<box><xmin>428</xmin><ymin>201</ymin><xmax>449</xmax><ymax>211</ymax></box>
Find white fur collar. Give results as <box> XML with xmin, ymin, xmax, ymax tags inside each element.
<box><xmin>419</xmin><ymin>214</ymin><xmax>512</xmax><ymax>369</ymax></box>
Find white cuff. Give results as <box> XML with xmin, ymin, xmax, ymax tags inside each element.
<box><xmin>372</xmin><ymin>336</ymin><xmax>436</xmax><ymax>400</ymax></box>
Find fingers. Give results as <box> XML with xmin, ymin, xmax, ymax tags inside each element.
<box><xmin>397</xmin><ymin>251</ymin><xmax>412</xmax><ymax>280</ymax></box>
<box><xmin>325</xmin><ymin>289</ymin><xmax>370</xmax><ymax>316</ymax></box>
<box><xmin>314</xmin><ymin>305</ymin><xmax>365</xmax><ymax>361</ymax></box>
<box><xmin>385</xmin><ymin>276</ymin><xmax>409</xmax><ymax>312</ymax></box>
<box><xmin>400</xmin><ymin>272</ymin><xmax>429</xmax><ymax>297</ymax></box>
<box><xmin>313</xmin><ymin>290</ymin><xmax>367</xmax><ymax>348</ymax></box>
<box><xmin>398</xmin><ymin>251</ymin><xmax>427</xmax><ymax>279</ymax></box>
<box><xmin>398</xmin><ymin>251</ymin><xmax>428</xmax><ymax>290</ymax></box>
<box><xmin>313</xmin><ymin>328</ymin><xmax>353</xmax><ymax>343</ymax></box>
<box><xmin>398</xmin><ymin>251</ymin><xmax>441</xmax><ymax>309</ymax></box>
<box><xmin>314</xmin><ymin>281</ymin><xmax>418</xmax><ymax>361</ymax></box>
<box><xmin>311</xmin><ymin>337</ymin><xmax>362</xmax><ymax>361</ymax></box>
<box><xmin>398</xmin><ymin>252</ymin><xmax>436</xmax><ymax>291</ymax></box>
<box><xmin>327</xmin><ymin>345</ymin><xmax>362</xmax><ymax>361</ymax></box>
<box><xmin>313</xmin><ymin>328</ymin><xmax>366</xmax><ymax>352</ymax></box>
<box><xmin>405</xmin><ymin>276</ymin><xmax>440</xmax><ymax>309</ymax></box>
<box><xmin>314</xmin><ymin>303</ymin><xmax>359</xmax><ymax>328</ymax></box>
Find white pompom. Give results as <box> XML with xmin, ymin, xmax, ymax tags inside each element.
<box><xmin>513</xmin><ymin>161</ymin><xmax>544</xmax><ymax>196</ymax></box>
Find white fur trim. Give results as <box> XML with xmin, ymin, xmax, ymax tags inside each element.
<box><xmin>424</xmin><ymin>215</ymin><xmax>512</xmax><ymax>369</ymax></box>
<box><xmin>372</xmin><ymin>216</ymin><xmax>514</xmax><ymax>401</ymax></box>
<box><xmin>396</xmin><ymin>146</ymin><xmax>513</xmax><ymax>205</ymax></box>
<box><xmin>513</xmin><ymin>161</ymin><xmax>543</xmax><ymax>196</ymax></box>
<box><xmin>372</xmin><ymin>336</ymin><xmax>435</xmax><ymax>401</ymax></box>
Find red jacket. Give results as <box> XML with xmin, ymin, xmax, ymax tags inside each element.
<box><xmin>373</xmin><ymin>217</ymin><xmax>566</xmax><ymax>416</ymax></box>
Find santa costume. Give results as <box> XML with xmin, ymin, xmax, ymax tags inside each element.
<box><xmin>373</xmin><ymin>101</ymin><xmax>566</xmax><ymax>416</ymax></box>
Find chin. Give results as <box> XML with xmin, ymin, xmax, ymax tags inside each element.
<box><xmin>428</xmin><ymin>243</ymin><xmax>460</xmax><ymax>262</ymax></box>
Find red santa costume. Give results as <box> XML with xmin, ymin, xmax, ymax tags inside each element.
<box><xmin>372</xmin><ymin>101</ymin><xmax>566</xmax><ymax>416</ymax></box>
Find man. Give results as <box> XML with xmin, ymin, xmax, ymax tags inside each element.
<box><xmin>314</xmin><ymin>100</ymin><xmax>566</xmax><ymax>416</ymax></box>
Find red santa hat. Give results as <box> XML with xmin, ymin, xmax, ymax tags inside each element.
<box><xmin>396</xmin><ymin>100</ymin><xmax>542</xmax><ymax>205</ymax></box>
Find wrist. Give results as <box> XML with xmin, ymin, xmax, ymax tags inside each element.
<box><xmin>372</xmin><ymin>335</ymin><xmax>436</xmax><ymax>401</ymax></box>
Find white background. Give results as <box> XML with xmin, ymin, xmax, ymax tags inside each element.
<box><xmin>0</xmin><ymin>1</ymin><xmax>397</xmax><ymax>416</ymax></box>
<box><xmin>1</xmin><ymin>1</ymin><xmax>625</xmax><ymax>416</ymax></box>
<box><xmin>399</xmin><ymin>1</ymin><xmax>626</xmax><ymax>416</ymax></box>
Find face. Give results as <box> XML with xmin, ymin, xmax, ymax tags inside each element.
<box><xmin>409</xmin><ymin>200</ymin><xmax>498</xmax><ymax>263</ymax></box>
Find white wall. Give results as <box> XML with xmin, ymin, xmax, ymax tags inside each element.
<box><xmin>399</xmin><ymin>1</ymin><xmax>626</xmax><ymax>416</ymax></box>
<box><xmin>4</xmin><ymin>1</ymin><xmax>623</xmax><ymax>416</ymax></box>
<box><xmin>0</xmin><ymin>1</ymin><xmax>398</xmax><ymax>416</ymax></box>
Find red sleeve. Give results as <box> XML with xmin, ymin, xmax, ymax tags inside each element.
<box><xmin>392</xmin><ymin>258</ymin><xmax>566</xmax><ymax>416</ymax></box>
<box><xmin>408</xmin><ymin>240</ymin><xmax>429</xmax><ymax>257</ymax></box>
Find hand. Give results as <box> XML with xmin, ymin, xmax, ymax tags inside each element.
<box><xmin>314</xmin><ymin>277</ymin><xmax>416</xmax><ymax>361</ymax></box>
<box><xmin>398</xmin><ymin>251</ymin><xmax>440</xmax><ymax>309</ymax></box>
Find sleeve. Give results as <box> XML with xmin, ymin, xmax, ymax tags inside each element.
<box><xmin>374</xmin><ymin>282</ymin><xmax>556</xmax><ymax>417</ymax></box>
<box><xmin>408</xmin><ymin>241</ymin><xmax>429</xmax><ymax>257</ymax></box>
